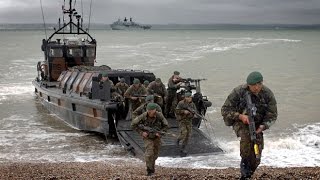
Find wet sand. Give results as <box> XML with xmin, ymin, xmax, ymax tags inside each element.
<box><xmin>0</xmin><ymin>161</ymin><xmax>319</xmax><ymax>180</ymax></box>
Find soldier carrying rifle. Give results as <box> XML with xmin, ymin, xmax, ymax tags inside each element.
<box><xmin>175</xmin><ymin>92</ymin><xmax>197</xmax><ymax>157</ymax></box>
<box><xmin>124</xmin><ymin>78</ymin><xmax>147</xmax><ymax>111</ymax></box>
<box><xmin>131</xmin><ymin>103</ymin><xmax>169</xmax><ymax>176</ymax></box>
<box><xmin>221</xmin><ymin>71</ymin><xmax>277</xmax><ymax>180</ymax></box>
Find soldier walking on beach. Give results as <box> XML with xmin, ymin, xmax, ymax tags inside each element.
<box><xmin>221</xmin><ymin>71</ymin><xmax>277</xmax><ymax>179</ymax></box>
<box><xmin>147</xmin><ymin>78</ymin><xmax>168</xmax><ymax>111</ymax></box>
<box><xmin>131</xmin><ymin>103</ymin><xmax>169</xmax><ymax>176</ymax></box>
<box><xmin>165</xmin><ymin>71</ymin><xmax>183</xmax><ymax>117</ymax></box>
<box><xmin>124</xmin><ymin>78</ymin><xmax>147</xmax><ymax>111</ymax></box>
<box><xmin>175</xmin><ymin>92</ymin><xmax>196</xmax><ymax>157</ymax></box>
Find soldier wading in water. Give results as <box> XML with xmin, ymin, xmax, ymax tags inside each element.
<box><xmin>131</xmin><ymin>103</ymin><xmax>169</xmax><ymax>176</ymax></box>
<box><xmin>175</xmin><ymin>92</ymin><xmax>197</xmax><ymax>157</ymax></box>
<box><xmin>221</xmin><ymin>71</ymin><xmax>277</xmax><ymax>180</ymax></box>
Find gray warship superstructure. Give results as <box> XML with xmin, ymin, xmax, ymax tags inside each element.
<box><xmin>110</xmin><ymin>17</ymin><xmax>151</xmax><ymax>30</ymax></box>
<box><xmin>32</xmin><ymin>0</ymin><xmax>221</xmax><ymax>159</ymax></box>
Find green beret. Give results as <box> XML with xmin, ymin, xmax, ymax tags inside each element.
<box><xmin>173</xmin><ymin>71</ymin><xmax>180</xmax><ymax>75</ymax></box>
<box><xmin>120</xmin><ymin>78</ymin><xmax>125</xmax><ymax>83</ymax></box>
<box><xmin>155</xmin><ymin>78</ymin><xmax>161</xmax><ymax>83</ymax></box>
<box><xmin>184</xmin><ymin>92</ymin><xmax>192</xmax><ymax>97</ymax></box>
<box><xmin>101</xmin><ymin>72</ymin><xmax>108</xmax><ymax>77</ymax></box>
<box><xmin>133</xmin><ymin>78</ymin><xmax>140</xmax><ymax>84</ymax></box>
<box><xmin>146</xmin><ymin>103</ymin><xmax>157</xmax><ymax>110</ymax></box>
<box><xmin>143</xmin><ymin>80</ymin><xmax>150</xmax><ymax>85</ymax></box>
<box><xmin>246</xmin><ymin>71</ymin><xmax>263</xmax><ymax>85</ymax></box>
<box><xmin>145</xmin><ymin>95</ymin><xmax>154</xmax><ymax>102</ymax></box>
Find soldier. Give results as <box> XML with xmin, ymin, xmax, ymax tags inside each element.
<box><xmin>124</xmin><ymin>78</ymin><xmax>147</xmax><ymax>111</ymax></box>
<box><xmin>131</xmin><ymin>103</ymin><xmax>169</xmax><ymax>176</ymax></box>
<box><xmin>175</xmin><ymin>92</ymin><xmax>196</xmax><ymax>157</ymax></box>
<box><xmin>143</xmin><ymin>80</ymin><xmax>150</xmax><ymax>89</ymax></box>
<box><xmin>165</xmin><ymin>71</ymin><xmax>183</xmax><ymax>117</ymax></box>
<box><xmin>133</xmin><ymin>95</ymin><xmax>162</xmax><ymax>119</ymax></box>
<box><xmin>115</xmin><ymin>78</ymin><xmax>129</xmax><ymax>96</ymax></box>
<box><xmin>221</xmin><ymin>71</ymin><xmax>277</xmax><ymax>180</ymax></box>
<box><xmin>147</xmin><ymin>78</ymin><xmax>167</xmax><ymax>111</ymax></box>
<box><xmin>100</xmin><ymin>73</ymin><xmax>114</xmax><ymax>86</ymax></box>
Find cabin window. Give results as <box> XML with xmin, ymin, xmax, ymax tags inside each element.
<box><xmin>49</xmin><ymin>48</ymin><xmax>63</xmax><ymax>57</ymax></box>
<box><xmin>67</xmin><ymin>48</ymin><xmax>83</xmax><ymax>57</ymax></box>
<box><xmin>86</xmin><ymin>48</ymin><xmax>95</xmax><ymax>57</ymax></box>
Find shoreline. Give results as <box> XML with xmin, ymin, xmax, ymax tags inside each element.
<box><xmin>0</xmin><ymin>162</ymin><xmax>319</xmax><ymax>179</ymax></box>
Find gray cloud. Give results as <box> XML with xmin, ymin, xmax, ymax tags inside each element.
<box><xmin>0</xmin><ymin>0</ymin><xmax>319</xmax><ymax>24</ymax></box>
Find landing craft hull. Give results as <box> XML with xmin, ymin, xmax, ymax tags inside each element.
<box><xmin>32</xmin><ymin>80</ymin><xmax>113</xmax><ymax>136</ymax></box>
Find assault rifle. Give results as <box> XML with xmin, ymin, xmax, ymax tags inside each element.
<box><xmin>137</xmin><ymin>124</ymin><xmax>176</xmax><ymax>137</ymax></box>
<box><xmin>180</xmin><ymin>78</ymin><xmax>207</xmax><ymax>83</ymax></box>
<box><xmin>245</xmin><ymin>91</ymin><xmax>260</xmax><ymax>160</ymax></box>
<box><xmin>186</xmin><ymin>107</ymin><xmax>209</xmax><ymax>121</ymax></box>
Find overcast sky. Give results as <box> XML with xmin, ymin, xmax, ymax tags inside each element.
<box><xmin>0</xmin><ymin>0</ymin><xmax>319</xmax><ymax>24</ymax></box>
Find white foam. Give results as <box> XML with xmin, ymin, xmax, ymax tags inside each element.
<box><xmin>0</xmin><ymin>83</ymin><xmax>34</xmax><ymax>96</ymax></box>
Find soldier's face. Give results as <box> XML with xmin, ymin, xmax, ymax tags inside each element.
<box><xmin>248</xmin><ymin>81</ymin><xmax>263</xmax><ymax>94</ymax></box>
<box><xmin>147</xmin><ymin>109</ymin><xmax>156</xmax><ymax>117</ymax></box>
<box><xmin>173</xmin><ymin>75</ymin><xmax>180</xmax><ymax>82</ymax></box>
<box><xmin>133</xmin><ymin>84</ymin><xmax>139</xmax><ymax>88</ymax></box>
<box><xmin>185</xmin><ymin>97</ymin><xmax>192</xmax><ymax>103</ymax></box>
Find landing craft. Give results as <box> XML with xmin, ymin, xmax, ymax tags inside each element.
<box><xmin>32</xmin><ymin>0</ymin><xmax>222</xmax><ymax>159</ymax></box>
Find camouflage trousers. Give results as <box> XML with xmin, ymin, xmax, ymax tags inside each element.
<box><xmin>233</xmin><ymin>122</ymin><xmax>264</xmax><ymax>177</ymax></box>
<box><xmin>165</xmin><ymin>92</ymin><xmax>177</xmax><ymax>117</ymax></box>
<box><xmin>143</xmin><ymin>137</ymin><xmax>162</xmax><ymax>172</ymax></box>
<box><xmin>177</xmin><ymin>120</ymin><xmax>192</xmax><ymax>150</ymax></box>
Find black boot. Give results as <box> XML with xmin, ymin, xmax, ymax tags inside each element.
<box><xmin>240</xmin><ymin>158</ymin><xmax>252</xmax><ymax>179</ymax></box>
<box><xmin>147</xmin><ymin>168</ymin><xmax>154</xmax><ymax>176</ymax></box>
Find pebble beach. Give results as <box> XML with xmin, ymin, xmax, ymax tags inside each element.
<box><xmin>1</xmin><ymin>161</ymin><xmax>319</xmax><ymax>180</ymax></box>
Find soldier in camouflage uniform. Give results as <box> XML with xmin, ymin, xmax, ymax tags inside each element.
<box><xmin>115</xmin><ymin>78</ymin><xmax>129</xmax><ymax>96</ymax></box>
<box><xmin>221</xmin><ymin>71</ymin><xmax>277</xmax><ymax>180</ymax></box>
<box><xmin>165</xmin><ymin>71</ymin><xmax>183</xmax><ymax>117</ymax></box>
<box><xmin>124</xmin><ymin>78</ymin><xmax>147</xmax><ymax>111</ymax></box>
<box><xmin>133</xmin><ymin>95</ymin><xmax>162</xmax><ymax>119</ymax></box>
<box><xmin>143</xmin><ymin>80</ymin><xmax>150</xmax><ymax>89</ymax></box>
<box><xmin>147</xmin><ymin>78</ymin><xmax>168</xmax><ymax>111</ymax></box>
<box><xmin>175</xmin><ymin>92</ymin><xmax>197</xmax><ymax>157</ymax></box>
<box><xmin>131</xmin><ymin>103</ymin><xmax>169</xmax><ymax>176</ymax></box>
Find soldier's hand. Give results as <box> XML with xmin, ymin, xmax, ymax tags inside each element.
<box><xmin>239</xmin><ymin>114</ymin><xmax>249</xmax><ymax>124</ymax></box>
<box><xmin>184</xmin><ymin>110</ymin><xmax>190</xmax><ymax>114</ymax></box>
<box><xmin>256</xmin><ymin>125</ymin><xmax>266</xmax><ymax>134</ymax></box>
<box><xmin>142</xmin><ymin>131</ymin><xmax>148</xmax><ymax>138</ymax></box>
<box><xmin>155</xmin><ymin>133</ymin><xmax>161</xmax><ymax>138</ymax></box>
<box><xmin>131</xmin><ymin>97</ymin><xmax>138</xmax><ymax>100</ymax></box>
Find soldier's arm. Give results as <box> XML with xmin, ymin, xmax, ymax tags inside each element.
<box><xmin>131</xmin><ymin>113</ymin><xmax>144</xmax><ymax>134</ymax></box>
<box><xmin>175</xmin><ymin>101</ymin><xmax>185</xmax><ymax>115</ymax></box>
<box><xmin>221</xmin><ymin>88</ymin><xmax>241</xmax><ymax>122</ymax></box>
<box><xmin>262</xmin><ymin>89</ymin><xmax>278</xmax><ymax>129</ymax></box>
<box><xmin>132</xmin><ymin>105</ymin><xmax>144</xmax><ymax>119</ymax></box>
<box><xmin>124</xmin><ymin>86</ymin><xmax>132</xmax><ymax>98</ymax></box>
<box><xmin>159</xmin><ymin>113</ymin><xmax>169</xmax><ymax>132</ymax></box>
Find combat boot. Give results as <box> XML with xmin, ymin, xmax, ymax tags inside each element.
<box><xmin>147</xmin><ymin>168</ymin><xmax>154</xmax><ymax>176</ymax></box>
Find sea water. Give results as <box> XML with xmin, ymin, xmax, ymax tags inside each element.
<box><xmin>0</xmin><ymin>29</ymin><xmax>319</xmax><ymax>168</ymax></box>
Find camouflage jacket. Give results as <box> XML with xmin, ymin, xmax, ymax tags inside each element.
<box><xmin>147</xmin><ymin>81</ymin><xmax>168</xmax><ymax>97</ymax></box>
<box><xmin>124</xmin><ymin>84</ymin><xmax>147</xmax><ymax>98</ymax></box>
<box><xmin>175</xmin><ymin>99</ymin><xmax>197</xmax><ymax>121</ymax></box>
<box><xmin>115</xmin><ymin>82</ymin><xmax>129</xmax><ymax>95</ymax></box>
<box><xmin>132</xmin><ymin>103</ymin><xmax>162</xmax><ymax>119</ymax></box>
<box><xmin>221</xmin><ymin>84</ymin><xmax>277</xmax><ymax>129</ymax></box>
<box><xmin>131</xmin><ymin>112</ymin><xmax>169</xmax><ymax>135</ymax></box>
<box><xmin>167</xmin><ymin>76</ymin><xmax>181</xmax><ymax>93</ymax></box>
